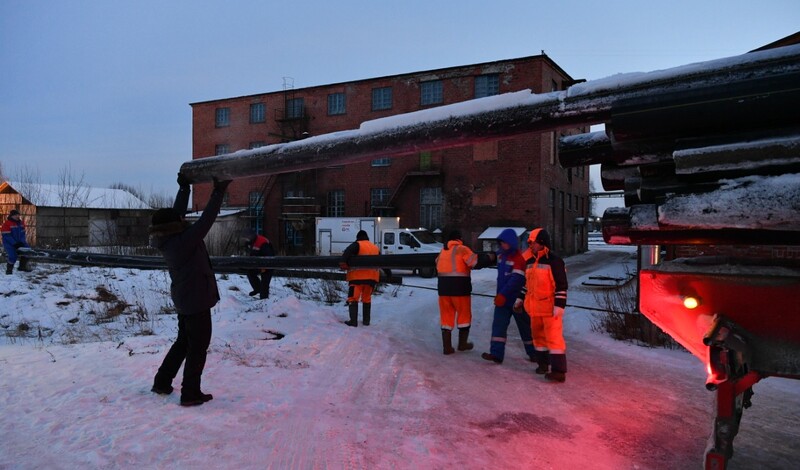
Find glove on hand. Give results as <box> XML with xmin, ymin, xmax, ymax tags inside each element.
<box><xmin>213</xmin><ymin>178</ymin><xmax>232</xmax><ymax>192</ymax></box>
<box><xmin>176</xmin><ymin>172</ymin><xmax>191</xmax><ymax>188</ymax></box>
<box><xmin>512</xmin><ymin>298</ymin><xmax>524</xmax><ymax>314</ymax></box>
<box><xmin>553</xmin><ymin>306</ymin><xmax>565</xmax><ymax>319</ymax></box>
<box><xmin>493</xmin><ymin>294</ymin><xmax>506</xmax><ymax>307</ymax></box>
<box><xmin>338</xmin><ymin>262</ymin><xmax>349</xmax><ymax>271</ymax></box>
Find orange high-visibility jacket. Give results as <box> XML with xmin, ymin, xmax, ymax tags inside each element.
<box><xmin>345</xmin><ymin>240</ymin><xmax>380</xmax><ymax>284</ymax></box>
<box><xmin>436</xmin><ymin>240</ymin><xmax>478</xmax><ymax>296</ymax></box>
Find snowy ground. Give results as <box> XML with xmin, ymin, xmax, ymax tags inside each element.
<box><xmin>1</xmin><ymin>246</ymin><xmax>798</xmax><ymax>469</ymax></box>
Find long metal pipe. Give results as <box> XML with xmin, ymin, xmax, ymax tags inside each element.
<box><xmin>179</xmin><ymin>45</ymin><xmax>800</xmax><ymax>183</ymax></box>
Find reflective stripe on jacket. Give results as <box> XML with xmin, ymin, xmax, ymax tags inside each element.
<box><xmin>522</xmin><ymin>249</ymin><xmax>568</xmax><ymax>316</ymax></box>
<box><xmin>436</xmin><ymin>240</ymin><xmax>477</xmax><ymax>296</ymax></box>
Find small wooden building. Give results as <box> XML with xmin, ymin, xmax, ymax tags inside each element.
<box><xmin>0</xmin><ymin>181</ymin><xmax>152</xmax><ymax>249</ymax></box>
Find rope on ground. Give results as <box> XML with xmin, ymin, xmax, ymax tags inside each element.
<box><xmin>399</xmin><ymin>283</ymin><xmax>633</xmax><ymax>315</ymax></box>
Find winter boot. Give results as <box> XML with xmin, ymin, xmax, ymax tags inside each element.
<box><xmin>180</xmin><ymin>392</ymin><xmax>214</xmax><ymax>407</ymax></box>
<box><xmin>150</xmin><ymin>373</ymin><xmax>172</xmax><ymax>395</ymax></box>
<box><xmin>5</xmin><ymin>263</ymin><xmax>12</xmax><ymax>275</ymax></box>
<box><xmin>545</xmin><ymin>354</ymin><xmax>567</xmax><ymax>383</ymax></box>
<box><xmin>534</xmin><ymin>350</ymin><xmax>551</xmax><ymax>375</ymax></box>
<box><xmin>362</xmin><ymin>303</ymin><xmax>371</xmax><ymax>326</ymax></box>
<box><xmin>481</xmin><ymin>352</ymin><xmax>503</xmax><ymax>364</ymax></box>
<box><xmin>441</xmin><ymin>329</ymin><xmax>455</xmax><ymax>355</ymax></box>
<box><xmin>344</xmin><ymin>303</ymin><xmax>358</xmax><ymax>327</ymax></box>
<box><xmin>457</xmin><ymin>327</ymin><xmax>474</xmax><ymax>351</ymax></box>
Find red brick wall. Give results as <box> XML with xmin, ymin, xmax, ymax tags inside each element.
<box><xmin>190</xmin><ymin>55</ymin><xmax>590</xmax><ymax>254</ymax></box>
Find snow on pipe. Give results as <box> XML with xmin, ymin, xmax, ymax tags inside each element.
<box><xmin>179</xmin><ymin>45</ymin><xmax>800</xmax><ymax>183</ymax></box>
<box><xmin>601</xmin><ymin>171</ymin><xmax>800</xmax><ymax>245</ymax></box>
<box><xmin>17</xmin><ymin>248</ymin><xmax>438</xmax><ymax>270</ymax></box>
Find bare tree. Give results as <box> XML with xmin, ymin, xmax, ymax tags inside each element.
<box><xmin>11</xmin><ymin>164</ymin><xmax>45</xmax><ymax>207</ymax></box>
<box><xmin>56</xmin><ymin>164</ymin><xmax>90</xmax><ymax>208</ymax></box>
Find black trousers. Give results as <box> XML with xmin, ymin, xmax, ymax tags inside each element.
<box><xmin>155</xmin><ymin>310</ymin><xmax>212</xmax><ymax>395</ymax></box>
<box><xmin>247</xmin><ymin>270</ymin><xmax>273</xmax><ymax>298</ymax></box>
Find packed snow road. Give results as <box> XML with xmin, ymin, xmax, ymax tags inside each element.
<box><xmin>0</xmin><ymin>246</ymin><xmax>798</xmax><ymax>469</ymax></box>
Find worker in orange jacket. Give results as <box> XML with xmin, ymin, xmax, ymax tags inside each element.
<box><xmin>340</xmin><ymin>230</ymin><xmax>380</xmax><ymax>327</ymax></box>
<box><xmin>436</xmin><ymin>230</ymin><xmax>492</xmax><ymax>355</ymax></box>
<box><xmin>515</xmin><ymin>228</ymin><xmax>569</xmax><ymax>382</ymax></box>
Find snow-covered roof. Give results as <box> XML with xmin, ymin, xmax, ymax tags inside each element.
<box><xmin>477</xmin><ymin>227</ymin><xmax>527</xmax><ymax>239</ymax></box>
<box><xmin>4</xmin><ymin>181</ymin><xmax>151</xmax><ymax>210</ymax></box>
<box><xmin>184</xmin><ymin>208</ymin><xmax>246</xmax><ymax>218</ymax></box>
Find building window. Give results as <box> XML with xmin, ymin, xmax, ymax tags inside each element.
<box><xmin>420</xmin><ymin>151</ymin><xmax>432</xmax><ymax>170</ymax></box>
<box><xmin>215</xmin><ymin>107</ymin><xmax>230</xmax><ymax>127</ymax></box>
<box><xmin>286</xmin><ymin>98</ymin><xmax>304</xmax><ymax>119</ymax></box>
<box><xmin>371</xmin><ymin>188</ymin><xmax>391</xmax><ymax>208</ymax></box>
<box><xmin>551</xmin><ymin>79</ymin><xmax>559</xmax><ymax>92</ymax></box>
<box><xmin>549</xmin><ymin>188</ymin><xmax>555</xmax><ymax>207</ymax></box>
<box><xmin>551</xmin><ymin>132</ymin><xmax>557</xmax><ymax>165</ymax></box>
<box><xmin>372</xmin><ymin>87</ymin><xmax>392</xmax><ymax>111</ymax></box>
<box><xmin>249</xmin><ymin>141</ymin><xmax>266</xmax><ymax>149</ymax></box>
<box><xmin>327</xmin><ymin>190</ymin><xmax>344</xmax><ymax>217</ymax></box>
<box><xmin>248</xmin><ymin>191</ymin><xmax>264</xmax><ymax>234</ymax></box>
<box><xmin>568</xmin><ymin>193</ymin><xmax>573</xmax><ymax>211</ymax></box>
<box><xmin>327</xmin><ymin>93</ymin><xmax>346</xmax><ymax>115</ymax></box>
<box><xmin>250</xmin><ymin>103</ymin><xmax>265</xmax><ymax>123</ymax></box>
<box><xmin>474</xmin><ymin>74</ymin><xmax>499</xmax><ymax>98</ymax></box>
<box><xmin>371</xmin><ymin>157</ymin><xmax>391</xmax><ymax>167</ymax></box>
<box><xmin>420</xmin><ymin>187</ymin><xmax>443</xmax><ymax>230</ymax></box>
<box><xmin>284</xmin><ymin>223</ymin><xmax>304</xmax><ymax>249</ymax></box>
<box><xmin>420</xmin><ymin>80</ymin><xmax>443</xmax><ymax>105</ymax></box>
<box><xmin>215</xmin><ymin>144</ymin><xmax>230</xmax><ymax>155</ymax></box>
<box><xmin>559</xmin><ymin>191</ymin><xmax>565</xmax><ymax>209</ymax></box>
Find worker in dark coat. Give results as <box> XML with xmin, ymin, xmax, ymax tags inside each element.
<box><xmin>481</xmin><ymin>228</ymin><xmax>536</xmax><ymax>364</ymax></box>
<box><xmin>2</xmin><ymin>209</ymin><xmax>29</xmax><ymax>275</ymax></box>
<box><xmin>245</xmin><ymin>232</ymin><xmax>275</xmax><ymax>299</ymax></box>
<box><xmin>339</xmin><ymin>230</ymin><xmax>380</xmax><ymax>327</ymax></box>
<box><xmin>149</xmin><ymin>174</ymin><xmax>231</xmax><ymax>406</ymax></box>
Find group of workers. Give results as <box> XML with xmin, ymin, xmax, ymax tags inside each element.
<box><xmin>339</xmin><ymin>225</ymin><xmax>569</xmax><ymax>383</ymax></box>
<box><xmin>4</xmin><ymin>176</ymin><xmax>569</xmax><ymax>410</ymax></box>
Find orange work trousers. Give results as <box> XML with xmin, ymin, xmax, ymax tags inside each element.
<box><xmin>438</xmin><ymin>295</ymin><xmax>472</xmax><ymax>330</ymax></box>
<box><xmin>530</xmin><ymin>315</ymin><xmax>566</xmax><ymax>353</ymax></box>
<box><xmin>348</xmin><ymin>284</ymin><xmax>374</xmax><ymax>304</ymax></box>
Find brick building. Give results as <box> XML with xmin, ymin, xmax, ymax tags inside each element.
<box><xmin>190</xmin><ymin>54</ymin><xmax>590</xmax><ymax>255</ymax></box>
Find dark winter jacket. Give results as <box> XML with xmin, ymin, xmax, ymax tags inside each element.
<box><xmin>495</xmin><ymin>229</ymin><xmax>526</xmax><ymax>308</ymax></box>
<box><xmin>150</xmin><ymin>186</ymin><xmax>224</xmax><ymax>315</ymax></box>
<box><xmin>249</xmin><ymin>234</ymin><xmax>275</xmax><ymax>257</ymax></box>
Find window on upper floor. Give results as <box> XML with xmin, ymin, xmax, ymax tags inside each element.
<box><xmin>420</xmin><ymin>80</ymin><xmax>443</xmax><ymax>105</ymax></box>
<box><xmin>250</xmin><ymin>103</ymin><xmax>265</xmax><ymax>123</ymax></box>
<box><xmin>327</xmin><ymin>93</ymin><xmax>346</xmax><ymax>115</ymax></box>
<box><xmin>215</xmin><ymin>144</ymin><xmax>230</xmax><ymax>155</ymax></box>
<box><xmin>215</xmin><ymin>107</ymin><xmax>230</xmax><ymax>127</ymax></box>
<box><xmin>286</xmin><ymin>98</ymin><xmax>304</xmax><ymax>119</ymax></box>
<box><xmin>474</xmin><ymin>74</ymin><xmax>500</xmax><ymax>98</ymax></box>
<box><xmin>371</xmin><ymin>157</ymin><xmax>391</xmax><ymax>167</ymax></box>
<box><xmin>372</xmin><ymin>87</ymin><xmax>392</xmax><ymax>111</ymax></box>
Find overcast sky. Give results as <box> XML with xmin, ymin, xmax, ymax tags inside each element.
<box><xmin>1</xmin><ymin>0</ymin><xmax>798</xmax><ymax>205</ymax></box>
